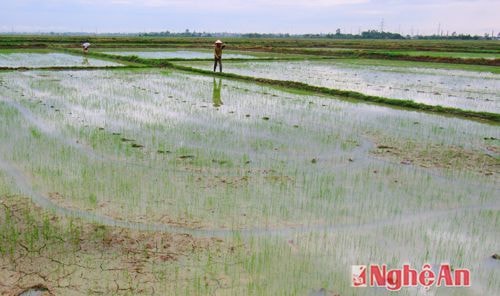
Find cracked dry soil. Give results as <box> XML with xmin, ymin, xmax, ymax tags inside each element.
<box><xmin>0</xmin><ymin>195</ymin><xmax>243</xmax><ymax>295</ymax></box>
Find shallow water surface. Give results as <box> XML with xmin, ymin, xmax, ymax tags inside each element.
<box><xmin>180</xmin><ymin>60</ymin><xmax>500</xmax><ymax>112</ymax></box>
<box><xmin>0</xmin><ymin>69</ymin><xmax>498</xmax><ymax>295</ymax></box>
<box><xmin>0</xmin><ymin>52</ymin><xmax>122</xmax><ymax>68</ymax></box>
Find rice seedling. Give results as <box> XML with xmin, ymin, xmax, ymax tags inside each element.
<box><xmin>0</xmin><ymin>52</ymin><xmax>498</xmax><ymax>295</ymax></box>
<box><xmin>178</xmin><ymin>59</ymin><xmax>500</xmax><ymax>113</ymax></box>
<box><xmin>0</xmin><ymin>51</ymin><xmax>123</xmax><ymax>68</ymax></box>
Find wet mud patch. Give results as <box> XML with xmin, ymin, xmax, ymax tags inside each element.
<box><xmin>45</xmin><ymin>191</ymin><xmax>205</xmax><ymax>229</ymax></box>
<box><xmin>157</xmin><ymin>149</ymin><xmax>171</xmax><ymax>154</ymax></box>
<box><xmin>193</xmin><ymin>169</ymin><xmax>294</xmax><ymax>191</ymax></box>
<box><xmin>212</xmin><ymin>159</ymin><xmax>229</xmax><ymax>165</ymax></box>
<box><xmin>370</xmin><ymin>134</ymin><xmax>499</xmax><ymax>178</ymax></box>
<box><xmin>483</xmin><ymin>137</ymin><xmax>500</xmax><ymax>154</ymax></box>
<box><xmin>195</xmin><ymin>175</ymin><xmax>251</xmax><ymax>190</ymax></box>
<box><xmin>178</xmin><ymin>155</ymin><xmax>195</xmax><ymax>160</ymax></box>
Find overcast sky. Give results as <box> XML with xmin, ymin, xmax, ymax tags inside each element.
<box><xmin>1</xmin><ymin>0</ymin><xmax>498</xmax><ymax>35</ymax></box>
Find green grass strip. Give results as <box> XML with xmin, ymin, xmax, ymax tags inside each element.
<box><xmin>355</xmin><ymin>52</ymin><xmax>500</xmax><ymax>66</ymax></box>
<box><xmin>254</xmin><ymin>48</ymin><xmax>500</xmax><ymax>66</ymax></box>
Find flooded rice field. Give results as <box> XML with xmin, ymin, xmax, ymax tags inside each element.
<box><xmin>0</xmin><ymin>55</ymin><xmax>498</xmax><ymax>295</ymax></box>
<box><xmin>371</xmin><ymin>50</ymin><xmax>500</xmax><ymax>59</ymax></box>
<box><xmin>180</xmin><ymin>59</ymin><xmax>500</xmax><ymax>113</ymax></box>
<box><xmin>0</xmin><ymin>52</ymin><xmax>123</xmax><ymax>68</ymax></box>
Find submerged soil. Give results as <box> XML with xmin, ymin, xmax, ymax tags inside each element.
<box><xmin>370</xmin><ymin>134</ymin><xmax>499</xmax><ymax>179</ymax></box>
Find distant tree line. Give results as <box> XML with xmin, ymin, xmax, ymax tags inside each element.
<box><xmin>139</xmin><ymin>29</ymin><xmax>407</xmax><ymax>39</ymax></box>
<box><xmin>6</xmin><ymin>29</ymin><xmax>497</xmax><ymax>40</ymax></box>
<box><xmin>313</xmin><ymin>30</ymin><xmax>405</xmax><ymax>39</ymax></box>
<box><xmin>139</xmin><ymin>29</ymin><xmax>497</xmax><ymax>40</ymax></box>
<box><xmin>141</xmin><ymin>29</ymin><xmax>215</xmax><ymax>37</ymax></box>
<box><xmin>411</xmin><ymin>32</ymin><xmax>499</xmax><ymax>40</ymax></box>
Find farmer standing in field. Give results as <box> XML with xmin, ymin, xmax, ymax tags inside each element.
<box><xmin>213</xmin><ymin>40</ymin><xmax>225</xmax><ymax>72</ymax></box>
<box><xmin>82</xmin><ymin>41</ymin><xmax>91</xmax><ymax>54</ymax></box>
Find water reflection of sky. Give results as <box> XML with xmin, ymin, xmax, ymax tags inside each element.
<box><xmin>0</xmin><ymin>53</ymin><xmax>122</xmax><ymax>68</ymax></box>
<box><xmin>183</xmin><ymin>60</ymin><xmax>500</xmax><ymax>113</ymax></box>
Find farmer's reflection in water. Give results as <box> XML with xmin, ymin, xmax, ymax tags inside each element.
<box><xmin>212</xmin><ymin>78</ymin><xmax>223</xmax><ymax>108</ymax></box>
<box><xmin>82</xmin><ymin>57</ymin><xmax>89</xmax><ymax>66</ymax></box>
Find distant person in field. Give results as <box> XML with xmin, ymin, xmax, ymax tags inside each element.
<box><xmin>82</xmin><ymin>42</ymin><xmax>91</xmax><ymax>54</ymax></box>
<box><xmin>213</xmin><ymin>40</ymin><xmax>225</xmax><ymax>72</ymax></box>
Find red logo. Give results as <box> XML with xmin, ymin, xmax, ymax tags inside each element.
<box><xmin>352</xmin><ymin>265</ymin><xmax>367</xmax><ymax>287</ymax></box>
<box><xmin>352</xmin><ymin>264</ymin><xmax>470</xmax><ymax>291</ymax></box>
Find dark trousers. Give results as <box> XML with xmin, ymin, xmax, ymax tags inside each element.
<box><xmin>214</xmin><ymin>57</ymin><xmax>222</xmax><ymax>72</ymax></box>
